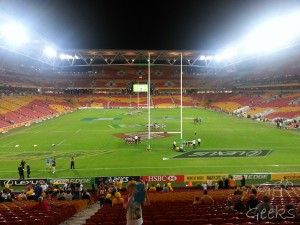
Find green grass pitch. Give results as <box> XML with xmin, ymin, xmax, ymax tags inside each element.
<box><xmin>0</xmin><ymin>108</ymin><xmax>299</xmax><ymax>179</ymax></box>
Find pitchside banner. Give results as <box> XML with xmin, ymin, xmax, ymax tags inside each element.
<box><xmin>141</xmin><ymin>175</ymin><xmax>184</xmax><ymax>183</ymax></box>
<box><xmin>271</xmin><ymin>173</ymin><xmax>300</xmax><ymax>181</ymax></box>
<box><xmin>230</xmin><ymin>173</ymin><xmax>271</xmax><ymax>182</ymax></box>
<box><xmin>184</xmin><ymin>174</ymin><xmax>228</xmax><ymax>182</ymax></box>
<box><xmin>48</xmin><ymin>177</ymin><xmax>94</xmax><ymax>185</ymax></box>
<box><xmin>0</xmin><ymin>178</ymin><xmax>48</xmax><ymax>187</ymax></box>
<box><xmin>95</xmin><ymin>176</ymin><xmax>141</xmax><ymax>185</ymax></box>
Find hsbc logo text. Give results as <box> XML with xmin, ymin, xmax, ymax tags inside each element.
<box><xmin>147</xmin><ymin>176</ymin><xmax>177</xmax><ymax>182</ymax></box>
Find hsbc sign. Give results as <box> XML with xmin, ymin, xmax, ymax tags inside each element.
<box><xmin>141</xmin><ymin>175</ymin><xmax>184</xmax><ymax>182</ymax></box>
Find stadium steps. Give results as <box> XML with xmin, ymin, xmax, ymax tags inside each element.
<box><xmin>60</xmin><ymin>201</ymin><xmax>100</xmax><ymax>225</ymax></box>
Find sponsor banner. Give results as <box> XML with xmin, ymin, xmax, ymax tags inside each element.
<box><xmin>95</xmin><ymin>176</ymin><xmax>141</xmax><ymax>185</ymax></box>
<box><xmin>0</xmin><ymin>179</ymin><xmax>48</xmax><ymax>187</ymax></box>
<box><xmin>173</xmin><ymin>150</ymin><xmax>272</xmax><ymax>158</ymax></box>
<box><xmin>48</xmin><ymin>177</ymin><xmax>94</xmax><ymax>185</ymax></box>
<box><xmin>141</xmin><ymin>175</ymin><xmax>184</xmax><ymax>183</ymax></box>
<box><xmin>271</xmin><ymin>173</ymin><xmax>300</xmax><ymax>181</ymax></box>
<box><xmin>184</xmin><ymin>174</ymin><xmax>227</xmax><ymax>182</ymax></box>
<box><xmin>230</xmin><ymin>173</ymin><xmax>271</xmax><ymax>181</ymax></box>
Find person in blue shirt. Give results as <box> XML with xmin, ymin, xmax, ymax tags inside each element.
<box><xmin>46</xmin><ymin>157</ymin><xmax>50</xmax><ymax>169</ymax></box>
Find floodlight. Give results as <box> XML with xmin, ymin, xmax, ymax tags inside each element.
<box><xmin>242</xmin><ymin>9</ymin><xmax>300</xmax><ymax>54</ymax></box>
<box><xmin>60</xmin><ymin>54</ymin><xmax>72</xmax><ymax>59</ymax></box>
<box><xmin>0</xmin><ymin>23</ymin><xmax>29</xmax><ymax>46</ymax></box>
<box><xmin>44</xmin><ymin>46</ymin><xmax>57</xmax><ymax>58</ymax></box>
<box><xmin>215</xmin><ymin>47</ymin><xmax>237</xmax><ymax>61</ymax></box>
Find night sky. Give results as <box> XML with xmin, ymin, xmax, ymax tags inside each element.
<box><xmin>1</xmin><ymin>0</ymin><xmax>300</xmax><ymax>50</ymax></box>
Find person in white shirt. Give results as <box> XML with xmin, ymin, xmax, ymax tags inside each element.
<box><xmin>197</xmin><ymin>137</ymin><xmax>201</xmax><ymax>147</ymax></box>
<box><xmin>207</xmin><ymin>177</ymin><xmax>213</xmax><ymax>190</ymax></box>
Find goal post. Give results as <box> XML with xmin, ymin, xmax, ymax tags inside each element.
<box><xmin>146</xmin><ymin>53</ymin><xmax>184</xmax><ymax>151</ymax></box>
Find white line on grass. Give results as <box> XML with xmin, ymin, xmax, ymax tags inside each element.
<box><xmin>75</xmin><ymin>129</ymin><xmax>81</xmax><ymax>133</ymax></box>
<box><xmin>57</xmin><ymin>140</ymin><xmax>66</xmax><ymax>146</ymax></box>
<box><xmin>0</xmin><ymin>124</ymin><xmax>43</xmax><ymax>140</ymax></box>
<box><xmin>108</xmin><ymin>125</ymin><xmax>115</xmax><ymax>129</ymax></box>
<box><xmin>4</xmin><ymin>140</ymin><xmax>16</xmax><ymax>146</ymax></box>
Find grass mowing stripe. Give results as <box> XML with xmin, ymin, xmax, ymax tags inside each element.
<box><xmin>0</xmin><ymin>108</ymin><xmax>299</xmax><ymax>179</ymax></box>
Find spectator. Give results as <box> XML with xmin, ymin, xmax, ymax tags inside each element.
<box><xmin>156</xmin><ymin>183</ymin><xmax>162</xmax><ymax>191</ymax></box>
<box><xmin>17</xmin><ymin>192</ymin><xmax>27</xmax><ymax>201</ymax></box>
<box><xmin>192</xmin><ymin>195</ymin><xmax>201</xmax><ymax>205</ymax></box>
<box><xmin>234</xmin><ymin>198</ymin><xmax>246</xmax><ymax>212</ymax></box>
<box><xmin>82</xmin><ymin>191</ymin><xmax>91</xmax><ymax>203</ymax></box>
<box><xmin>207</xmin><ymin>177</ymin><xmax>213</xmax><ymax>190</ymax></box>
<box><xmin>224</xmin><ymin>177</ymin><xmax>229</xmax><ymax>189</ymax></box>
<box><xmin>167</xmin><ymin>182</ymin><xmax>173</xmax><ymax>191</ymax></box>
<box><xmin>200</xmin><ymin>190</ymin><xmax>214</xmax><ymax>205</ymax></box>
<box><xmin>64</xmin><ymin>190</ymin><xmax>73</xmax><ymax>200</ymax></box>
<box><xmin>246</xmin><ymin>194</ymin><xmax>259</xmax><ymax>210</ymax></box>
<box><xmin>234</xmin><ymin>186</ymin><xmax>243</xmax><ymax>195</ymax></box>
<box><xmin>229</xmin><ymin>176</ymin><xmax>236</xmax><ymax>189</ymax></box>
<box><xmin>280</xmin><ymin>176</ymin><xmax>289</xmax><ymax>190</ymax></box>
<box><xmin>218</xmin><ymin>177</ymin><xmax>224</xmax><ymax>189</ymax></box>
<box><xmin>282</xmin><ymin>203</ymin><xmax>296</xmax><ymax>220</ymax></box>
<box><xmin>1</xmin><ymin>189</ymin><xmax>12</xmax><ymax>202</ymax></box>
<box><xmin>124</xmin><ymin>180</ymin><xmax>150</xmax><ymax>225</ymax></box>
<box><xmin>34</xmin><ymin>182</ymin><xmax>43</xmax><ymax>201</ymax></box>
<box><xmin>254</xmin><ymin>195</ymin><xmax>274</xmax><ymax>221</ymax></box>
<box><xmin>57</xmin><ymin>190</ymin><xmax>65</xmax><ymax>200</ymax></box>
<box><xmin>98</xmin><ymin>183</ymin><xmax>107</xmax><ymax>208</ymax></box>
<box><xmin>241</xmin><ymin>175</ymin><xmax>246</xmax><ymax>187</ymax></box>
<box><xmin>250</xmin><ymin>185</ymin><xmax>257</xmax><ymax>196</ymax></box>
<box><xmin>149</xmin><ymin>184</ymin><xmax>156</xmax><ymax>192</ymax></box>
<box><xmin>26</xmin><ymin>182</ymin><xmax>33</xmax><ymax>192</ymax></box>
<box><xmin>224</xmin><ymin>198</ymin><xmax>234</xmax><ymax>211</ymax></box>
<box><xmin>112</xmin><ymin>192</ymin><xmax>124</xmax><ymax>206</ymax></box>
<box><xmin>162</xmin><ymin>184</ymin><xmax>170</xmax><ymax>192</ymax></box>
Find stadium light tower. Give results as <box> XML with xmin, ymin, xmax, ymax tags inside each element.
<box><xmin>0</xmin><ymin>23</ymin><xmax>29</xmax><ymax>46</ymax></box>
<box><xmin>43</xmin><ymin>46</ymin><xmax>57</xmax><ymax>58</ymax></box>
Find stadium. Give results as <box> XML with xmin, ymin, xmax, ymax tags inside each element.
<box><xmin>0</xmin><ymin>2</ymin><xmax>300</xmax><ymax>225</ymax></box>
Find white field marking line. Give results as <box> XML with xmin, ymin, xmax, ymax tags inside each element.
<box><xmin>57</xmin><ymin>140</ymin><xmax>66</xmax><ymax>146</ymax></box>
<box><xmin>0</xmin><ymin>123</ymin><xmax>44</xmax><ymax>140</ymax></box>
<box><xmin>0</xmin><ymin>144</ymin><xmax>72</xmax><ymax>149</ymax></box>
<box><xmin>0</xmin><ymin>165</ymin><xmax>300</xmax><ymax>173</ymax></box>
<box><xmin>1</xmin><ymin>140</ymin><xmax>16</xmax><ymax>147</ymax></box>
<box><xmin>75</xmin><ymin>129</ymin><xmax>81</xmax><ymax>133</ymax></box>
<box><xmin>108</xmin><ymin>125</ymin><xmax>115</xmax><ymax>129</ymax></box>
<box><xmin>0</xmin><ymin>146</ymin><xmax>19</xmax><ymax>148</ymax></box>
<box><xmin>34</xmin><ymin>144</ymin><xmax>72</xmax><ymax>147</ymax></box>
